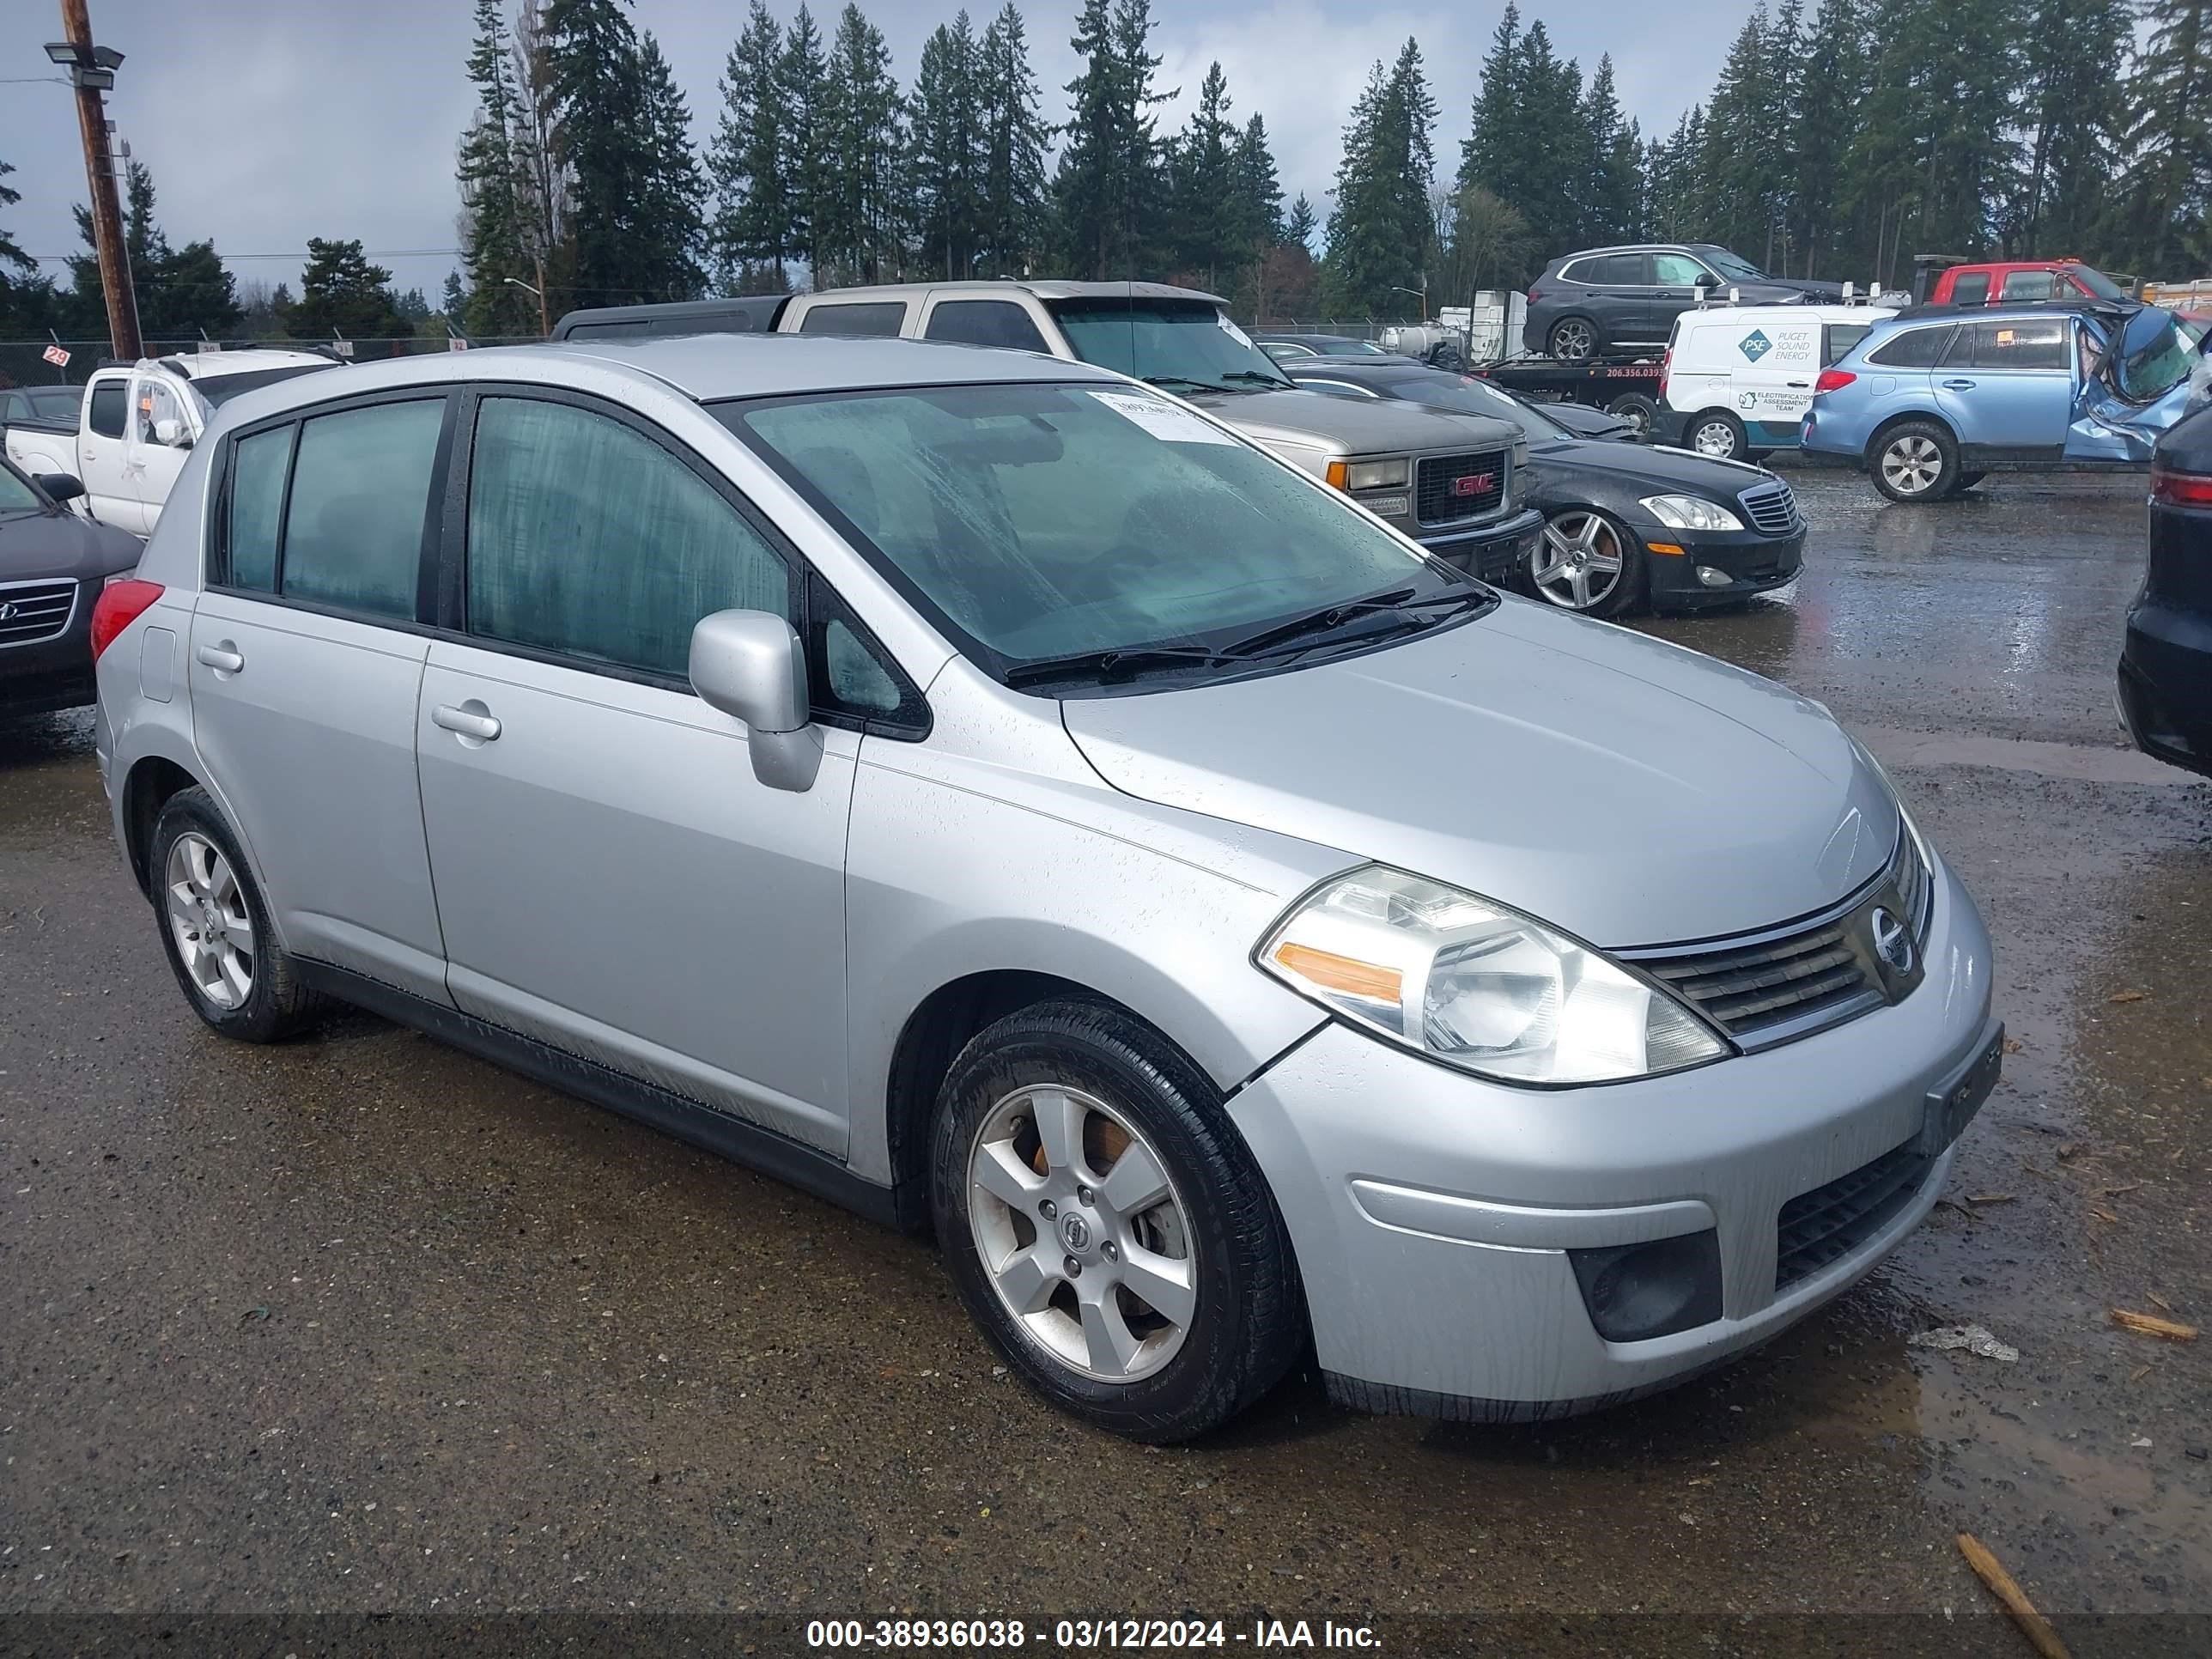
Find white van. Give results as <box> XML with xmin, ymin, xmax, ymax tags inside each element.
<box><xmin>1657</xmin><ymin>301</ymin><xmax>1903</xmax><ymax>459</ymax></box>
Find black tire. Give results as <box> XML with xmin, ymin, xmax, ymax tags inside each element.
<box><xmin>1524</xmin><ymin>507</ymin><xmax>1648</xmax><ymax>618</ymax></box>
<box><xmin>1547</xmin><ymin>316</ymin><xmax>1601</xmax><ymax>362</ymax></box>
<box><xmin>1605</xmin><ymin>392</ymin><xmax>1659</xmax><ymax>438</ymax></box>
<box><xmin>1869</xmin><ymin>418</ymin><xmax>1961</xmax><ymax>503</ymax></box>
<box><xmin>929</xmin><ymin>1000</ymin><xmax>1303</xmax><ymax>1443</ymax></box>
<box><xmin>1685</xmin><ymin>409</ymin><xmax>1748</xmax><ymax>460</ymax></box>
<box><xmin>149</xmin><ymin>786</ymin><xmax>327</xmax><ymax>1042</ymax></box>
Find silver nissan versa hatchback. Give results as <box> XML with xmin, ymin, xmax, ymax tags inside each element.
<box><xmin>93</xmin><ymin>337</ymin><xmax>1999</xmax><ymax>1442</ymax></box>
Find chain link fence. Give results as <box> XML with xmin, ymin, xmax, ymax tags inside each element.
<box><xmin>0</xmin><ymin>336</ymin><xmax>544</xmax><ymax>393</ymax></box>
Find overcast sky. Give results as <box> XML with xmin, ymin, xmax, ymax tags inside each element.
<box><xmin>0</xmin><ymin>0</ymin><xmax>1761</xmax><ymax>309</ymax></box>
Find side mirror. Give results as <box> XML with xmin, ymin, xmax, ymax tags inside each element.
<box><xmin>152</xmin><ymin>416</ymin><xmax>191</xmax><ymax>448</ymax></box>
<box><xmin>689</xmin><ymin>608</ymin><xmax>820</xmax><ymax>792</ymax></box>
<box><xmin>34</xmin><ymin>472</ymin><xmax>85</xmax><ymax>504</ymax></box>
<box><xmin>1692</xmin><ymin>273</ymin><xmax>1717</xmax><ymax>289</ymax></box>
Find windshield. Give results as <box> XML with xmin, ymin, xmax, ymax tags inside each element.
<box><xmin>1048</xmin><ymin>301</ymin><xmax>1295</xmax><ymax>394</ymax></box>
<box><xmin>2071</xmin><ymin>265</ymin><xmax>2130</xmax><ymax>301</ymax></box>
<box><xmin>719</xmin><ymin>382</ymin><xmax>1470</xmax><ymax>688</ymax></box>
<box><xmin>1696</xmin><ymin>246</ymin><xmax>1769</xmax><ymax>283</ymax></box>
<box><xmin>1382</xmin><ymin>373</ymin><xmax>1571</xmax><ymax>440</ymax></box>
<box><xmin>2114</xmin><ymin>308</ymin><xmax>2196</xmax><ymax>404</ymax></box>
<box><xmin>0</xmin><ymin>462</ymin><xmax>43</xmax><ymax>516</ymax></box>
<box><xmin>190</xmin><ymin>362</ymin><xmax>339</xmax><ymax>409</ymax></box>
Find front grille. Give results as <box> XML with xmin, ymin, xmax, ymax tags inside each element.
<box><xmin>0</xmin><ymin>579</ymin><xmax>78</xmax><ymax>649</ymax></box>
<box><xmin>1623</xmin><ymin>829</ymin><xmax>1932</xmax><ymax>1049</ymax></box>
<box><xmin>1416</xmin><ymin>450</ymin><xmax>1508</xmax><ymax>526</ymax></box>
<box><xmin>1738</xmin><ymin>478</ymin><xmax>1797</xmax><ymax>536</ymax></box>
<box><xmin>1776</xmin><ymin>1140</ymin><xmax>1931</xmax><ymax>1290</ymax></box>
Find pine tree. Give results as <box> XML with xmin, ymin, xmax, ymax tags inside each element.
<box><xmin>711</xmin><ymin>0</ymin><xmax>793</xmax><ymax>289</ymax></box>
<box><xmin>441</xmin><ymin>270</ymin><xmax>469</xmax><ymax>319</ymax></box>
<box><xmin>818</xmin><ymin>4</ymin><xmax>906</xmax><ymax>284</ymax></box>
<box><xmin>2007</xmin><ymin>0</ymin><xmax>2130</xmax><ymax>258</ymax></box>
<box><xmin>508</xmin><ymin>0</ymin><xmax>566</xmax><ymax>295</ymax></box>
<box><xmin>1459</xmin><ymin>4</ymin><xmax>1522</xmax><ymax>205</ymax></box>
<box><xmin>288</xmin><ymin>239</ymin><xmax>408</xmax><ymax>340</ymax></box>
<box><xmin>1790</xmin><ymin>0</ymin><xmax>1866</xmax><ymax>278</ymax></box>
<box><xmin>1054</xmin><ymin>0</ymin><xmax>1169</xmax><ymax>278</ymax></box>
<box><xmin>459</xmin><ymin>0</ymin><xmax>539</xmax><ymax>337</ymax></box>
<box><xmin>1284</xmin><ymin>192</ymin><xmax>1317</xmax><ymax>252</ymax></box>
<box><xmin>975</xmin><ymin>3</ymin><xmax>1048</xmax><ymax>277</ymax></box>
<box><xmin>0</xmin><ymin>157</ymin><xmax>30</xmax><ymax>278</ymax></box>
<box><xmin>1167</xmin><ymin>63</ymin><xmax>1240</xmax><ymax>288</ymax></box>
<box><xmin>910</xmin><ymin>12</ymin><xmax>986</xmax><ymax>278</ymax></box>
<box><xmin>542</xmin><ymin>0</ymin><xmax>653</xmax><ymax>305</ymax></box>
<box><xmin>1578</xmin><ymin>56</ymin><xmax>1638</xmax><ymax>245</ymax></box>
<box><xmin>781</xmin><ymin>6</ymin><xmax>832</xmax><ymax>283</ymax></box>
<box><xmin>638</xmin><ymin>33</ymin><xmax>707</xmax><ymax>300</ymax></box>
<box><xmin>1323</xmin><ymin>42</ymin><xmax>1437</xmax><ymax>315</ymax></box>
<box><xmin>1504</xmin><ymin>22</ymin><xmax>1586</xmax><ymax>266</ymax></box>
<box><xmin>2114</xmin><ymin>0</ymin><xmax>2211</xmax><ymax>273</ymax></box>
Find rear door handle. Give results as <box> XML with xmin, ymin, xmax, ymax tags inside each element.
<box><xmin>432</xmin><ymin>702</ymin><xmax>501</xmax><ymax>742</ymax></box>
<box><xmin>1942</xmin><ymin>379</ymin><xmax>1977</xmax><ymax>390</ymax></box>
<box><xmin>194</xmin><ymin>642</ymin><xmax>244</xmax><ymax>674</ymax></box>
<box><xmin>1785</xmin><ymin>380</ymin><xmax>1811</xmax><ymax>388</ymax></box>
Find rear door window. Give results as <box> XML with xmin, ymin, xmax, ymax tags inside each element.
<box><xmin>923</xmin><ymin>300</ymin><xmax>1051</xmax><ymax>353</ymax></box>
<box><xmin>1867</xmin><ymin>325</ymin><xmax>1955</xmax><ymax>368</ymax></box>
<box><xmin>87</xmin><ymin>380</ymin><xmax>126</xmax><ymax>439</ymax></box>
<box><xmin>796</xmin><ymin>301</ymin><xmax>908</xmax><ymax>337</ymax></box>
<box><xmin>1999</xmin><ymin>270</ymin><xmax>2058</xmax><ymax>301</ymax></box>
<box><xmin>1966</xmin><ymin>319</ymin><xmax>2069</xmax><ymax>370</ymax></box>
<box><xmin>279</xmin><ymin>398</ymin><xmax>446</xmax><ymax>620</ymax></box>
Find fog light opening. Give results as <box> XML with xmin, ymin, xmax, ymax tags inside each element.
<box><xmin>1569</xmin><ymin>1230</ymin><xmax>1723</xmax><ymax>1343</ymax></box>
<box><xmin>1695</xmin><ymin>565</ymin><xmax>1733</xmax><ymax>588</ymax></box>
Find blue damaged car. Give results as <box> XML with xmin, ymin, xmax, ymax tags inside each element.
<box><xmin>1800</xmin><ymin>301</ymin><xmax>2209</xmax><ymax>502</ymax></box>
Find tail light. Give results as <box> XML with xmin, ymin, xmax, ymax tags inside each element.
<box><xmin>2150</xmin><ymin>465</ymin><xmax>2212</xmax><ymax>507</ymax></box>
<box><xmin>1659</xmin><ymin>347</ymin><xmax>1672</xmax><ymax>399</ymax></box>
<box><xmin>1526</xmin><ymin>287</ymin><xmax>1542</xmax><ymax>306</ymax></box>
<box><xmin>1814</xmin><ymin>368</ymin><xmax>1857</xmax><ymax>394</ymax></box>
<box><xmin>89</xmin><ymin>577</ymin><xmax>163</xmax><ymax>661</ymax></box>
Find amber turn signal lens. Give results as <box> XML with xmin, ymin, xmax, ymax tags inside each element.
<box><xmin>1324</xmin><ymin>460</ymin><xmax>1350</xmax><ymax>492</ymax></box>
<box><xmin>1271</xmin><ymin>941</ymin><xmax>1401</xmax><ymax>1004</ymax></box>
<box><xmin>1646</xmin><ymin>542</ymin><xmax>1686</xmax><ymax>556</ymax></box>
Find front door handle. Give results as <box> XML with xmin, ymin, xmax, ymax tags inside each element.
<box><xmin>432</xmin><ymin>702</ymin><xmax>501</xmax><ymax>742</ymax></box>
<box><xmin>195</xmin><ymin>641</ymin><xmax>244</xmax><ymax>674</ymax></box>
<box><xmin>1942</xmin><ymin>379</ymin><xmax>1977</xmax><ymax>390</ymax></box>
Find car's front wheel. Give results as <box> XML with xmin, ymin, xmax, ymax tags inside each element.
<box><xmin>1528</xmin><ymin>508</ymin><xmax>1644</xmax><ymax>617</ymax></box>
<box><xmin>930</xmin><ymin>1002</ymin><xmax>1303</xmax><ymax>1443</ymax></box>
<box><xmin>1870</xmin><ymin>420</ymin><xmax>1961</xmax><ymax>502</ymax></box>
<box><xmin>149</xmin><ymin>787</ymin><xmax>326</xmax><ymax>1042</ymax></box>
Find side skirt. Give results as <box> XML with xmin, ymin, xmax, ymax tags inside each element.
<box><xmin>296</xmin><ymin>958</ymin><xmax>901</xmax><ymax>1227</ymax></box>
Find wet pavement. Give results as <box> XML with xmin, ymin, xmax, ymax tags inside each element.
<box><xmin>2</xmin><ymin>468</ymin><xmax>2207</xmax><ymax>1655</ymax></box>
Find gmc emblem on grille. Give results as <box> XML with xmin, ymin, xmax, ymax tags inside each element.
<box><xmin>1450</xmin><ymin>473</ymin><xmax>1494</xmax><ymax>497</ymax></box>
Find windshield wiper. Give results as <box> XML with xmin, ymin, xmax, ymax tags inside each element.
<box><xmin>1223</xmin><ymin>586</ymin><xmax>1492</xmax><ymax>661</ymax></box>
<box><xmin>1220</xmin><ymin>370</ymin><xmax>1294</xmax><ymax>389</ymax></box>
<box><xmin>1001</xmin><ymin>644</ymin><xmax>1231</xmax><ymax>689</ymax></box>
<box><xmin>1141</xmin><ymin>374</ymin><xmax>1224</xmax><ymax>395</ymax></box>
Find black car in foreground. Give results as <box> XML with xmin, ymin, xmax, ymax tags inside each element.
<box><xmin>2119</xmin><ymin>400</ymin><xmax>2212</xmax><ymax>777</ymax></box>
<box><xmin>1283</xmin><ymin>358</ymin><xmax>1803</xmax><ymax>617</ymax></box>
<box><xmin>1</xmin><ymin>458</ymin><xmax>144</xmax><ymax>718</ymax></box>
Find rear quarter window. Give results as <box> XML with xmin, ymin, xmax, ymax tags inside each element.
<box><xmin>1823</xmin><ymin>324</ymin><xmax>1872</xmax><ymax>364</ymax></box>
<box><xmin>796</xmin><ymin>301</ymin><xmax>908</xmax><ymax>337</ymax></box>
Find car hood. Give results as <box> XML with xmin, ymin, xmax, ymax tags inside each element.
<box><xmin>1060</xmin><ymin>599</ymin><xmax>1898</xmax><ymax>948</ymax></box>
<box><xmin>1529</xmin><ymin>437</ymin><xmax>1779</xmax><ymax>497</ymax></box>
<box><xmin>1188</xmin><ymin>386</ymin><xmax>1521</xmax><ymax>456</ymax></box>
<box><xmin>1734</xmin><ymin>280</ymin><xmax>1846</xmax><ymax>303</ymax></box>
<box><xmin>0</xmin><ymin>507</ymin><xmax>143</xmax><ymax>581</ymax></box>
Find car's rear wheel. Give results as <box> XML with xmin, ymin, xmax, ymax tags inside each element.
<box><xmin>930</xmin><ymin>1001</ymin><xmax>1302</xmax><ymax>1443</ymax></box>
<box><xmin>1547</xmin><ymin>317</ymin><xmax>1600</xmax><ymax>362</ymax></box>
<box><xmin>1686</xmin><ymin>410</ymin><xmax>1747</xmax><ymax>460</ymax></box>
<box><xmin>1870</xmin><ymin>421</ymin><xmax>1960</xmax><ymax>502</ymax></box>
<box><xmin>149</xmin><ymin>787</ymin><xmax>326</xmax><ymax>1042</ymax></box>
<box><xmin>1605</xmin><ymin>392</ymin><xmax>1659</xmax><ymax>437</ymax></box>
<box><xmin>1528</xmin><ymin>508</ymin><xmax>1644</xmax><ymax>617</ymax></box>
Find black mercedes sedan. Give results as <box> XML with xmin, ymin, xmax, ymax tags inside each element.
<box><xmin>1</xmin><ymin>457</ymin><xmax>144</xmax><ymax>718</ymax></box>
<box><xmin>1283</xmin><ymin>359</ymin><xmax>1805</xmax><ymax>617</ymax></box>
<box><xmin>2119</xmin><ymin>399</ymin><xmax>2212</xmax><ymax>777</ymax></box>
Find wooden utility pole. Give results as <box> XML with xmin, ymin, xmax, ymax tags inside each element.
<box><xmin>60</xmin><ymin>0</ymin><xmax>142</xmax><ymax>362</ymax></box>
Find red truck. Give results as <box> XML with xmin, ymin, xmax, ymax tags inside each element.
<box><xmin>1915</xmin><ymin>255</ymin><xmax>2134</xmax><ymax>307</ymax></box>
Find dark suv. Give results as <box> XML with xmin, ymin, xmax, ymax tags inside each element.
<box><xmin>1523</xmin><ymin>244</ymin><xmax>1844</xmax><ymax>362</ymax></box>
<box><xmin>2120</xmin><ymin>400</ymin><xmax>2212</xmax><ymax>777</ymax></box>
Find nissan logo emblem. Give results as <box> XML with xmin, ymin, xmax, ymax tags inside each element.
<box><xmin>1871</xmin><ymin>907</ymin><xmax>1914</xmax><ymax>976</ymax></box>
<box><xmin>1060</xmin><ymin>1213</ymin><xmax>1091</xmax><ymax>1252</ymax></box>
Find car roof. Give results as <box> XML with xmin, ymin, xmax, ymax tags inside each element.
<box><xmin>158</xmin><ymin>348</ymin><xmax>336</xmax><ymax>380</ymax></box>
<box><xmin>205</xmin><ymin>333</ymin><xmax>1121</xmax><ymax>423</ymax></box>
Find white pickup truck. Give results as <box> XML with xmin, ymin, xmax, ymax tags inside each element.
<box><xmin>2</xmin><ymin>349</ymin><xmax>340</xmax><ymax>536</ymax></box>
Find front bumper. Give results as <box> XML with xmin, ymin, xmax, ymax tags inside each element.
<box><xmin>1409</xmin><ymin>506</ymin><xmax>1546</xmax><ymax>587</ymax></box>
<box><xmin>1228</xmin><ymin>854</ymin><xmax>1994</xmax><ymax>1419</ymax></box>
<box><xmin>1</xmin><ymin>623</ymin><xmax>99</xmax><ymax>718</ymax></box>
<box><xmin>1643</xmin><ymin>521</ymin><xmax>1805</xmax><ymax>608</ymax></box>
<box><xmin>2119</xmin><ymin>596</ymin><xmax>2212</xmax><ymax>779</ymax></box>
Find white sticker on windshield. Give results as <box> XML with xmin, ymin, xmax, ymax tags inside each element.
<box><xmin>1085</xmin><ymin>388</ymin><xmax>1239</xmax><ymax>445</ymax></box>
<box><xmin>1217</xmin><ymin>314</ymin><xmax>1255</xmax><ymax>348</ymax></box>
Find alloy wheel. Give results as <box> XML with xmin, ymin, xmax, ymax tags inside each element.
<box><xmin>1881</xmin><ymin>435</ymin><xmax>1943</xmax><ymax>495</ymax></box>
<box><xmin>966</xmin><ymin>1083</ymin><xmax>1197</xmax><ymax>1383</ymax></box>
<box><xmin>165</xmin><ymin>831</ymin><xmax>255</xmax><ymax>1010</ymax></box>
<box><xmin>1531</xmin><ymin>511</ymin><xmax>1626</xmax><ymax>611</ymax></box>
<box><xmin>1692</xmin><ymin>420</ymin><xmax>1739</xmax><ymax>458</ymax></box>
<box><xmin>1551</xmin><ymin>319</ymin><xmax>1595</xmax><ymax>362</ymax></box>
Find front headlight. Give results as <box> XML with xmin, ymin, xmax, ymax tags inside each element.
<box><xmin>1257</xmin><ymin>866</ymin><xmax>1728</xmax><ymax>1085</ymax></box>
<box><xmin>1511</xmin><ymin>439</ymin><xmax>1531</xmax><ymax>469</ymax></box>
<box><xmin>1640</xmin><ymin>494</ymin><xmax>1744</xmax><ymax>532</ymax></box>
<box><xmin>1346</xmin><ymin>458</ymin><xmax>1408</xmax><ymax>491</ymax></box>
